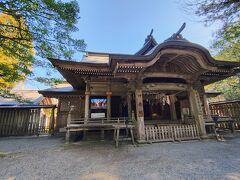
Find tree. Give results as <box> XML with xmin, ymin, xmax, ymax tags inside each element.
<box><xmin>185</xmin><ymin>0</ymin><xmax>240</xmax><ymax>60</ymax></box>
<box><xmin>0</xmin><ymin>13</ymin><xmax>33</xmax><ymax>89</ymax></box>
<box><xmin>213</xmin><ymin>23</ymin><xmax>240</xmax><ymax>62</ymax></box>
<box><xmin>184</xmin><ymin>0</ymin><xmax>240</xmax><ymax>100</ymax></box>
<box><xmin>206</xmin><ymin>76</ymin><xmax>240</xmax><ymax>101</ymax></box>
<box><xmin>0</xmin><ymin>0</ymin><xmax>86</xmax><ymax>90</ymax></box>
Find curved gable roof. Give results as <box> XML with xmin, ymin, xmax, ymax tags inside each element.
<box><xmin>45</xmin><ymin>28</ymin><xmax>240</xmax><ymax>89</ymax></box>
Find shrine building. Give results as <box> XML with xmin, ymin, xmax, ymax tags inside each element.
<box><xmin>39</xmin><ymin>25</ymin><xmax>240</xmax><ymax>143</ymax></box>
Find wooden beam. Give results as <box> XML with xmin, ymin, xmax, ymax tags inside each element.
<box><xmin>159</xmin><ymin>49</ymin><xmax>217</xmax><ymax>71</ymax></box>
<box><xmin>143</xmin><ymin>72</ymin><xmax>191</xmax><ymax>80</ymax></box>
<box><xmin>162</xmin><ymin>54</ymin><xmax>180</xmax><ymax>72</ymax></box>
<box><xmin>143</xmin><ymin>83</ymin><xmax>188</xmax><ymax>91</ymax></box>
<box><xmin>140</xmin><ymin>51</ymin><xmax>162</xmax><ymax>73</ymax></box>
<box><xmin>115</xmin><ymin>48</ymin><xmax>217</xmax><ymax>75</ymax></box>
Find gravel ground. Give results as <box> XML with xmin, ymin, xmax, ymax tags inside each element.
<box><xmin>0</xmin><ymin>135</ymin><xmax>240</xmax><ymax>180</ymax></box>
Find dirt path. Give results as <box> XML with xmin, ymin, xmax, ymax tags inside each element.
<box><xmin>0</xmin><ymin>135</ymin><xmax>240</xmax><ymax>180</ymax></box>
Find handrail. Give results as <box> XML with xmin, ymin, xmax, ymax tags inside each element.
<box><xmin>69</xmin><ymin>117</ymin><xmax>132</xmax><ymax>125</ymax></box>
<box><xmin>204</xmin><ymin>115</ymin><xmax>233</xmax><ymax>123</ymax></box>
<box><xmin>71</xmin><ymin>117</ymin><xmax>129</xmax><ymax>120</ymax></box>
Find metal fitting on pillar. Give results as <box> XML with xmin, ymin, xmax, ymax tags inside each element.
<box><xmin>106</xmin><ymin>91</ymin><xmax>112</xmax><ymax>97</ymax></box>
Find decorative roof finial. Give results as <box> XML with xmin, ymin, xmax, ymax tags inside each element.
<box><xmin>175</xmin><ymin>22</ymin><xmax>186</xmax><ymax>36</ymax></box>
<box><xmin>165</xmin><ymin>22</ymin><xmax>187</xmax><ymax>42</ymax></box>
<box><xmin>145</xmin><ymin>28</ymin><xmax>154</xmax><ymax>44</ymax></box>
<box><xmin>149</xmin><ymin>28</ymin><xmax>153</xmax><ymax>36</ymax></box>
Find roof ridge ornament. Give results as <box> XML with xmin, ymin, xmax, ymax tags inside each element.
<box><xmin>149</xmin><ymin>29</ymin><xmax>153</xmax><ymax>36</ymax></box>
<box><xmin>175</xmin><ymin>22</ymin><xmax>186</xmax><ymax>36</ymax></box>
<box><xmin>144</xmin><ymin>28</ymin><xmax>154</xmax><ymax>44</ymax></box>
<box><xmin>165</xmin><ymin>22</ymin><xmax>188</xmax><ymax>42</ymax></box>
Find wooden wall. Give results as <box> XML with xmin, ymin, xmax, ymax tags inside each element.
<box><xmin>56</xmin><ymin>97</ymin><xmax>84</xmax><ymax>130</ymax></box>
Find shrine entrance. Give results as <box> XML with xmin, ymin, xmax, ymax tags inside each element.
<box><xmin>143</xmin><ymin>94</ymin><xmax>173</xmax><ymax>121</ymax></box>
<box><xmin>139</xmin><ymin>76</ymin><xmax>189</xmax><ymax>125</ymax></box>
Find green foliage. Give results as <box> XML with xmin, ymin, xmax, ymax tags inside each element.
<box><xmin>0</xmin><ymin>0</ymin><xmax>86</xmax><ymax>59</ymax></box>
<box><xmin>185</xmin><ymin>0</ymin><xmax>240</xmax><ymax>100</ymax></box>
<box><xmin>206</xmin><ymin>53</ymin><xmax>240</xmax><ymax>101</ymax></box>
<box><xmin>185</xmin><ymin>0</ymin><xmax>240</xmax><ymax>60</ymax></box>
<box><xmin>34</xmin><ymin>77</ymin><xmax>65</xmax><ymax>86</ymax></box>
<box><xmin>0</xmin><ymin>13</ymin><xmax>33</xmax><ymax>89</ymax></box>
<box><xmin>185</xmin><ymin>0</ymin><xmax>239</xmax><ymax>24</ymax></box>
<box><xmin>0</xmin><ymin>0</ymin><xmax>86</xmax><ymax>90</ymax></box>
<box><xmin>206</xmin><ymin>76</ymin><xmax>240</xmax><ymax>101</ymax></box>
<box><xmin>213</xmin><ymin>23</ymin><xmax>240</xmax><ymax>61</ymax></box>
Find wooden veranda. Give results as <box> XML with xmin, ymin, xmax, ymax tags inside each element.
<box><xmin>65</xmin><ymin>106</ymin><xmax>135</xmax><ymax>147</ymax></box>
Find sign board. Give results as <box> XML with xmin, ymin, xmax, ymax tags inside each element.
<box><xmin>91</xmin><ymin>113</ymin><xmax>105</xmax><ymax>118</ymax></box>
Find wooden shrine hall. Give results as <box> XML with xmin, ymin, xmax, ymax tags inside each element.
<box><xmin>39</xmin><ymin>24</ymin><xmax>240</xmax><ymax>144</ymax></box>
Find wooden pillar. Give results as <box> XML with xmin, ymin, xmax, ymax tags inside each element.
<box><xmin>127</xmin><ymin>91</ymin><xmax>132</xmax><ymax>121</ymax></box>
<box><xmin>84</xmin><ymin>82</ymin><xmax>90</xmax><ymax>140</ymax></box>
<box><xmin>84</xmin><ymin>82</ymin><xmax>90</xmax><ymax>122</ymax></box>
<box><xmin>50</xmin><ymin>106</ymin><xmax>56</xmax><ymax>135</ymax></box>
<box><xmin>135</xmin><ymin>81</ymin><xmax>145</xmax><ymax>141</ymax></box>
<box><xmin>101</xmin><ymin>90</ymin><xmax>112</xmax><ymax>141</ymax></box>
<box><xmin>169</xmin><ymin>95</ymin><xmax>177</xmax><ymax>121</ymax></box>
<box><xmin>188</xmin><ymin>86</ymin><xmax>207</xmax><ymax>137</ymax></box>
<box><xmin>106</xmin><ymin>91</ymin><xmax>112</xmax><ymax>120</ymax></box>
<box><xmin>55</xmin><ymin>98</ymin><xmax>61</xmax><ymax>131</ymax></box>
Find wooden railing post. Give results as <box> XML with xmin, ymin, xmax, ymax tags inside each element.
<box><xmin>66</xmin><ymin>105</ymin><xmax>74</xmax><ymax>143</ymax></box>
<box><xmin>67</xmin><ymin>105</ymin><xmax>74</xmax><ymax>125</ymax></box>
<box><xmin>50</xmin><ymin>106</ymin><xmax>56</xmax><ymax>135</ymax></box>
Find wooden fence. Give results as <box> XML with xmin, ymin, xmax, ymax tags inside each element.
<box><xmin>145</xmin><ymin>124</ymin><xmax>200</xmax><ymax>143</ymax></box>
<box><xmin>210</xmin><ymin>100</ymin><xmax>240</xmax><ymax>118</ymax></box>
<box><xmin>0</xmin><ymin>106</ymin><xmax>55</xmax><ymax>137</ymax></box>
<box><xmin>209</xmin><ymin>100</ymin><xmax>240</xmax><ymax>130</ymax></box>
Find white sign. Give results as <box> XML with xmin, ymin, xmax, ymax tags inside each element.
<box><xmin>91</xmin><ymin>113</ymin><xmax>105</xmax><ymax>118</ymax></box>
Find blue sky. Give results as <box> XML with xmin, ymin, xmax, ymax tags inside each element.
<box><xmin>26</xmin><ymin>0</ymin><xmax>218</xmax><ymax>90</ymax></box>
<box><xmin>75</xmin><ymin>0</ymin><xmax>217</xmax><ymax>55</ymax></box>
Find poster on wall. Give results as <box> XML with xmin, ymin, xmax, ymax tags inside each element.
<box><xmin>91</xmin><ymin>98</ymin><xmax>107</xmax><ymax>109</ymax></box>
